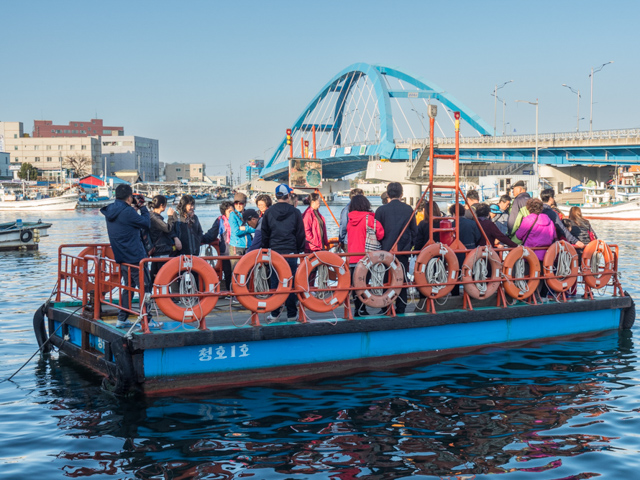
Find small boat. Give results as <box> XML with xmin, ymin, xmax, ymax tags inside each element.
<box><xmin>557</xmin><ymin>183</ymin><xmax>640</xmax><ymax>220</ymax></box>
<box><xmin>0</xmin><ymin>188</ymin><xmax>78</xmax><ymax>211</ymax></box>
<box><xmin>78</xmin><ymin>186</ymin><xmax>114</xmax><ymax>208</ymax></box>
<box><xmin>0</xmin><ymin>219</ymin><xmax>52</xmax><ymax>251</ymax></box>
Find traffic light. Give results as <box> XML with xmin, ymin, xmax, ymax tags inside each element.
<box><xmin>286</xmin><ymin>129</ymin><xmax>292</xmax><ymax>146</ymax></box>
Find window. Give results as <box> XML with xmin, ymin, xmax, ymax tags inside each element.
<box><xmin>64</xmin><ymin>130</ymin><xmax>69</xmax><ymax>134</ymax></box>
<box><xmin>35</xmin><ymin>157</ymin><xmax>40</xmax><ymax>162</ymax></box>
<box><xmin>59</xmin><ymin>157</ymin><xmax>63</xmax><ymax>162</ymax></box>
<box><xmin>72</xmin><ymin>130</ymin><xmax>77</xmax><ymax>134</ymax></box>
<box><xmin>69</xmin><ymin>145</ymin><xmax>74</xmax><ymax>150</ymax></box>
<box><xmin>103</xmin><ymin>130</ymin><xmax>112</xmax><ymax>135</ymax></box>
<box><xmin>58</xmin><ymin>145</ymin><xmax>64</xmax><ymax>150</ymax></box>
<box><xmin>13</xmin><ymin>134</ymin><xmax>17</xmax><ymax>138</ymax></box>
<box><xmin>51</xmin><ymin>129</ymin><xmax>55</xmax><ymax>133</ymax></box>
<box><xmin>176</xmin><ymin>168</ymin><xmax>181</xmax><ymax>172</ymax></box>
<box><xmin>74</xmin><ymin>123</ymin><xmax>77</xmax><ymax>127</ymax></box>
<box><xmin>14</xmin><ymin>157</ymin><xmax>18</xmax><ymax>161</ymax></box>
<box><xmin>80</xmin><ymin>123</ymin><xmax>83</xmax><ymax>127</ymax></box>
<box><xmin>14</xmin><ymin>146</ymin><xmax>18</xmax><ymax>150</ymax></box>
<box><xmin>81</xmin><ymin>145</ymin><xmax>87</xmax><ymax>150</ymax></box>
<box><xmin>198</xmin><ymin>168</ymin><xmax>202</xmax><ymax>172</ymax></box>
<box><xmin>46</xmin><ymin>157</ymin><xmax>52</xmax><ymax>162</ymax></box>
<box><xmin>46</xmin><ymin>145</ymin><xmax>51</xmax><ymax>150</ymax></box>
<box><xmin>34</xmin><ymin>145</ymin><xmax>39</xmax><ymax>150</ymax></box>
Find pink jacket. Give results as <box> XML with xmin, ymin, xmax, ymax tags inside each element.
<box><xmin>302</xmin><ymin>207</ymin><xmax>329</xmax><ymax>253</ymax></box>
<box><xmin>347</xmin><ymin>210</ymin><xmax>385</xmax><ymax>264</ymax></box>
<box><xmin>516</xmin><ymin>213</ymin><xmax>557</xmax><ymax>260</ymax></box>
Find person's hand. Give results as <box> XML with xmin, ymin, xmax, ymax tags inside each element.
<box><xmin>337</xmin><ymin>242</ymin><xmax>344</xmax><ymax>252</ymax></box>
<box><xmin>174</xmin><ymin>238</ymin><xmax>182</xmax><ymax>250</ymax></box>
<box><xmin>575</xmin><ymin>240</ymin><xmax>585</xmax><ymax>249</ymax></box>
<box><xmin>166</xmin><ymin>207</ymin><xmax>175</xmax><ymax>216</ymax></box>
<box><xmin>239</xmin><ymin>226</ymin><xmax>246</xmax><ymax>231</ymax></box>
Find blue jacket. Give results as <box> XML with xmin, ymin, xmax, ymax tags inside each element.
<box><xmin>229</xmin><ymin>210</ymin><xmax>255</xmax><ymax>249</ymax></box>
<box><xmin>338</xmin><ymin>202</ymin><xmax>350</xmax><ymax>244</ymax></box>
<box><xmin>246</xmin><ymin>216</ymin><xmax>264</xmax><ymax>253</ymax></box>
<box><xmin>101</xmin><ymin>199</ymin><xmax>150</xmax><ymax>265</ymax></box>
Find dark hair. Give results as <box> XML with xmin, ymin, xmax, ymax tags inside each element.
<box><xmin>475</xmin><ymin>203</ymin><xmax>490</xmax><ymax>218</ymax></box>
<box><xmin>349</xmin><ymin>194</ymin><xmax>372</xmax><ymax>212</ymax></box>
<box><xmin>540</xmin><ymin>188</ymin><xmax>555</xmax><ymax>203</ymax></box>
<box><xmin>219</xmin><ymin>200</ymin><xmax>233</xmax><ymax>215</ymax></box>
<box><xmin>350</xmin><ymin>188</ymin><xmax>364</xmax><ymax>198</ymax></box>
<box><xmin>177</xmin><ymin>195</ymin><xmax>195</xmax><ymax>216</ymax></box>
<box><xmin>303</xmin><ymin>192</ymin><xmax>320</xmax><ymax>206</ymax></box>
<box><xmin>255</xmin><ymin>194</ymin><xmax>272</xmax><ymax>208</ymax></box>
<box><xmin>149</xmin><ymin>194</ymin><xmax>167</xmax><ymax>210</ymax></box>
<box><xmin>380</xmin><ymin>192</ymin><xmax>389</xmax><ymax>204</ymax></box>
<box><xmin>290</xmin><ymin>193</ymin><xmax>298</xmax><ymax>202</ymax></box>
<box><xmin>526</xmin><ymin>197</ymin><xmax>544</xmax><ymax>214</ymax></box>
<box><xmin>449</xmin><ymin>203</ymin><xmax>465</xmax><ymax>216</ymax></box>
<box><xmin>466</xmin><ymin>189</ymin><xmax>480</xmax><ymax>201</ymax></box>
<box><xmin>115</xmin><ymin>184</ymin><xmax>132</xmax><ymax>200</ymax></box>
<box><xmin>499</xmin><ymin>194</ymin><xmax>511</xmax><ymax>203</ymax></box>
<box><xmin>423</xmin><ymin>201</ymin><xmax>441</xmax><ymax>218</ymax></box>
<box><xmin>387</xmin><ymin>182</ymin><xmax>403</xmax><ymax>199</ymax></box>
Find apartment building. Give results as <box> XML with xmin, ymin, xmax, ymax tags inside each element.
<box><xmin>34</xmin><ymin>118</ymin><xmax>124</xmax><ymax>137</ymax></box>
<box><xmin>101</xmin><ymin>136</ymin><xmax>159</xmax><ymax>181</ymax></box>
<box><xmin>165</xmin><ymin>163</ymin><xmax>206</xmax><ymax>182</ymax></box>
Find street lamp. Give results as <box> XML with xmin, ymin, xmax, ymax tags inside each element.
<box><xmin>411</xmin><ymin>108</ymin><xmax>427</xmax><ymax>137</ymax></box>
<box><xmin>589</xmin><ymin>61</ymin><xmax>613</xmax><ymax>134</ymax></box>
<box><xmin>515</xmin><ymin>99</ymin><xmax>539</xmax><ymax>185</ymax></box>
<box><xmin>492</xmin><ymin>94</ymin><xmax>508</xmax><ymax>136</ymax></box>
<box><xmin>562</xmin><ymin>84</ymin><xmax>581</xmax><ymax>132</ymax></box>
<box><xmin>493</xmin><ymin>80</ymin><xmax>513</xmax><ymax>136</ymax></box>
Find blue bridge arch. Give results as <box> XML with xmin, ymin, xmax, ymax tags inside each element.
<box><xmin>261</xmin><ymin>62</ymin><xmax>492</xmax><ymax>180</ymax></box>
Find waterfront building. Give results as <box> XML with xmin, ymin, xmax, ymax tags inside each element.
<box><xmin>34</xmin><ymin>119</ymin><xmax>124</xmax><ymax>138</ymax></box>
<box><xmin>0</xmin><ymin>122</ymin><xmax>102</xmax><ymax>179</ymax></box>
<box><xmin>205</xmin><ymin>175</ymin><xmax>228</xmax><ymax>187</ymax></box>
<box><xmin>101</xmin><ymin>136</ymin><xmax>159</xmax><ymax>181</ymax></box>
<box><xmin>165</xmin><ymin>163</ymin><xmax>206</xmax><ymax>182</ymax></box>
<box><xmin>0</xmin><ymin>152</ymin><xmax>10</xmax><ymax>178</ymax></box>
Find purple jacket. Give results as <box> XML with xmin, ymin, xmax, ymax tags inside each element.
<box><xmin>515</xmin><ymin>213</ymin><xmax>557</xmax><ymax>260</ymax></box>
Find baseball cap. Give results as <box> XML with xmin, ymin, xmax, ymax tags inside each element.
<box><xmin>242</xmin><ymin>208</ymin><xmax>259</xmax><ymax>222</ymax></box>
<box><xmin>490</xmin><ymin>204</ymin><xmax>502</xmax><ymax>214</ymax></box>
<box><xmin>275</xmin><ymin>183</ymin><xmax>292</xmax><ymax>198</ymax></box>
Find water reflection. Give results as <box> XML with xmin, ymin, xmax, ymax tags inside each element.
<box><xmin>30</xmin><ymin>331</ymin><xmax>637</xmax><ymax>478</ymax></box>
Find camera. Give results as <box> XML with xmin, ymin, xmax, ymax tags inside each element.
<box><xmin>132</xmin><ymin>194</ymin><xmax>146</xmax><ymax>209</ymax></box>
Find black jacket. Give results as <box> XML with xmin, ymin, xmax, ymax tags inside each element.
<box><xmin>415</xmin><ymin>218</ymin><xmax>441</xmax><ymax>250</ymax></box>
<box><xmin>261</xmin><ymin>201</ymin><xmax>305</xmax><ymax>254</ymax></box>
<box><xmin>542</xmin><ymin>204</ymin><xmax>579</xmax><ymax>244</ymax></box>
<box><xmin>149</xmin><ymin>211</ymin><xmax>177</xmax><ymax>255</ymax></box>
<box><xmin>168</xmin><ymin>213</ymin><xmax>219</xmax><ymax>256</ymax></box>
<box><xmin>100</xmin><ymin>199</ymin><xmax>150</xmax><ymax>264</ymax></box>
<box><xmin>455</xmin><ymin>217</ymin><xmax>481</xmax><ymax>249</ymax></box>
<box><xmin>374</xmin><ymin>199</ymin><xmax>417</xmax><ymax>252</ymax></box>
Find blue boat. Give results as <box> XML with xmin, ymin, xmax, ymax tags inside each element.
<box><xmin>32</xmin><ymin>110</ymin><xmax>636</xmax><ymax>395</ymax></box>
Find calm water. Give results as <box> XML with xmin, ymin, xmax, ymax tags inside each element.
<box><xmin>1</xmin><ymin>205</ymin><xmax>640</xmax><ymax>479</ymax></box>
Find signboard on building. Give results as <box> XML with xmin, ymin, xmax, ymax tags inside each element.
<box><xmin>289</xmin><ymin>158</ymin><xmax>322</xmax><ymax>189</ymax></box>
<box><xmin>359</xmin><ymin>145</ymin><xmax>367</xmax><ymax>155</ymax></box>
<box><xmin>9</xmin><ymin>164</ymin><xmax>21</xmax><ymax>171</ymax></box>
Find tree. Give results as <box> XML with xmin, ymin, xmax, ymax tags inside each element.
<box><xmin>18</xmin><ymin>163</ymin><xmax>39</xmax><ymax>181</ymax></box>
<box><xmin>63</xmin><ymin>154</ymin><xmax>92</xmax><ymax>178</ymax></box>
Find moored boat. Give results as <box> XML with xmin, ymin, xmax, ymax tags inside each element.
<box><xmin>0</xmin><ymin>188</ymin><xmax>78</xmax><ymax>211</ymax></box>
<box><xmin>0</xmin><ymin>219</ymin><xmax>52</xmax><ymax>251</ymax></box>
<box><xmin>557</xmin><ymin>183</ymin><xmax>640</xmax><ymax>220</ymax></box>
<box><xmin>32</xmin><ymin>109</ymin><xmax>636</xmax><ymax>396</ymax></box>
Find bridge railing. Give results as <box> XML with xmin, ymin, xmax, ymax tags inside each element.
<box><xmin>434</xmin><ymin>128</ymin><xmax>640</xmax><ymax>145</ymax></box>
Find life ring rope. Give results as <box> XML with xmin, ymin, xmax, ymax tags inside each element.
<box><xmin>295</xmin><ymin>251</ymin><xmax>350</xmax><ymax>313</ymax></box>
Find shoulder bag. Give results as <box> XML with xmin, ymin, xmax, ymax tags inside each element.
<box><xmin>364</xmin><ymin>214</ymin><xmax>381</xmax><ymax>252</ymax></box>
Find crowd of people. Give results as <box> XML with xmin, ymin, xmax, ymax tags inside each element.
<box><xmin>101</xmin><ymin>179</ymin><xmax>598</xmax><ymax>326</ymax></box>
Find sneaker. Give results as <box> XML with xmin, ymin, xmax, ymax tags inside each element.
<box><xmin>287</xmin><ymin>313</ymin><xmax>299</xmax><ymax>322</ymax></box>
<box><xmin>354</xmin><ymin>308</ymin><xmax>370</xmax><ymax>317</ymax></box>
<box><xmin>116</xmin><ymin>320</ymin><xmax>133</xmax><ymax>329</ymax></box>
<box><xmin>148</xmin><ymin>319</ymin><xmax>164</xmax><ymax>329</ymax></box>
<box><xmin>266</xmin><ymin>312</ymin><xmax>281</xmax><ymax>322</ymax></box>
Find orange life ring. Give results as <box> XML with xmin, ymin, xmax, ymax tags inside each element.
<box><xmin>413</xmin><ymin>243</ymin><xmax>459</xmax><ymax>299</ymax></box>
<box><xmin>543</xmin><ymin>241</ymin><xmax>579</xmax><ymax>293</ymax></box>
<box><xmin>153</xmin><ymin>255</ymin><xmax>220</xmax><ymax>321</ymax></box>
<box><xmin>502</xmin><ymin>246</ymin><xmax>541</xmax><ymax>300</ymax></box>
<box><xmin>232</xmin><ymin>249</ymin><xmax>292</xmax><ymax>313</ymax></box>
<box><xmin>582</xmin><ymin>239</ymin><xmax>614</xmax><ymax>289</ymax></box>
<box><xmin>72</xmin><ymin>245</ymin><xmax>119</xmax><ymax>292</ymax></box>
<box><xmin>353</xmin><ymin>251</ymin><xmax>404</xmax><ymax>308</ymax></box>
<box><xmin>461</xmin><ymin>246</ymin><xmax>502</xmax><ymax>299</ymax></box>
<box><xmin>295</xmin><ymin>251</ymin><xmax>350</xmax><ymax>313</ymax></box>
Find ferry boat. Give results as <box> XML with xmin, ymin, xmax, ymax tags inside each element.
<box><xmin>557</xmin><ymin>183</ymin><xmax>640</xmax><ymax>220</ymax></box>
<box><xmin>0</xmin><ymin>219</ymin><xmax>52</xmax><ymax>251</ymax></box>
<box><xmin>78</xmin><ymin>185</ymin><xmax>114</xmax><ymax>208</ymax></box>
<box><xmin>32</xmin><ymin>111</ymin><xmax>636</xmax><ymax>395</ymax></box>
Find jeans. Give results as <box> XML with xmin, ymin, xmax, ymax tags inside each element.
<box><xmin>270</xmin><ymin>256</ymin><xmax>298</xmax><ymax>318</ymax></box>
<box><xmin>119</xmin><ymin>264</ymin><xmax>151</xmax><ymax>322</ymax></box>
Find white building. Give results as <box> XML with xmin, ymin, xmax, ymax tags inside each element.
<box><xmin>0</xmin><ymin>121</ymin><xmax>102</xmax><ymax>179</ymax></box>
<box><xmin>101</xmin><ymin>135</ymin><xmax>159</xmax><ymax>181</ymax></box>
<box><xmin>205</xmin><ymin>175</ymin><xmax>228</xmax><ymax>186</ymax></box>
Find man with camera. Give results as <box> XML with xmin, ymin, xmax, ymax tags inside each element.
<box><xmin>101</xmin><ymin>184</ymin><xmax>157</xmax><ymax>329</ymax></box>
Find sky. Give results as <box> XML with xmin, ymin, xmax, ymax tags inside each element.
<box><xmin>2</xmin><ymin>0</ymin><xmax>639</xmax><ymax>179</ymax></box>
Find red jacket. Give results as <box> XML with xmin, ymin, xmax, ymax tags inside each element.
<box><xmin>347</xmin><ymin>210</ymin><xmax>385</xmax><ymax>264</ymax></box>
<box><xmin>302</xmin><ymin>207</ymin><xmax>329</xmax><ymax>253</ymax></box>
